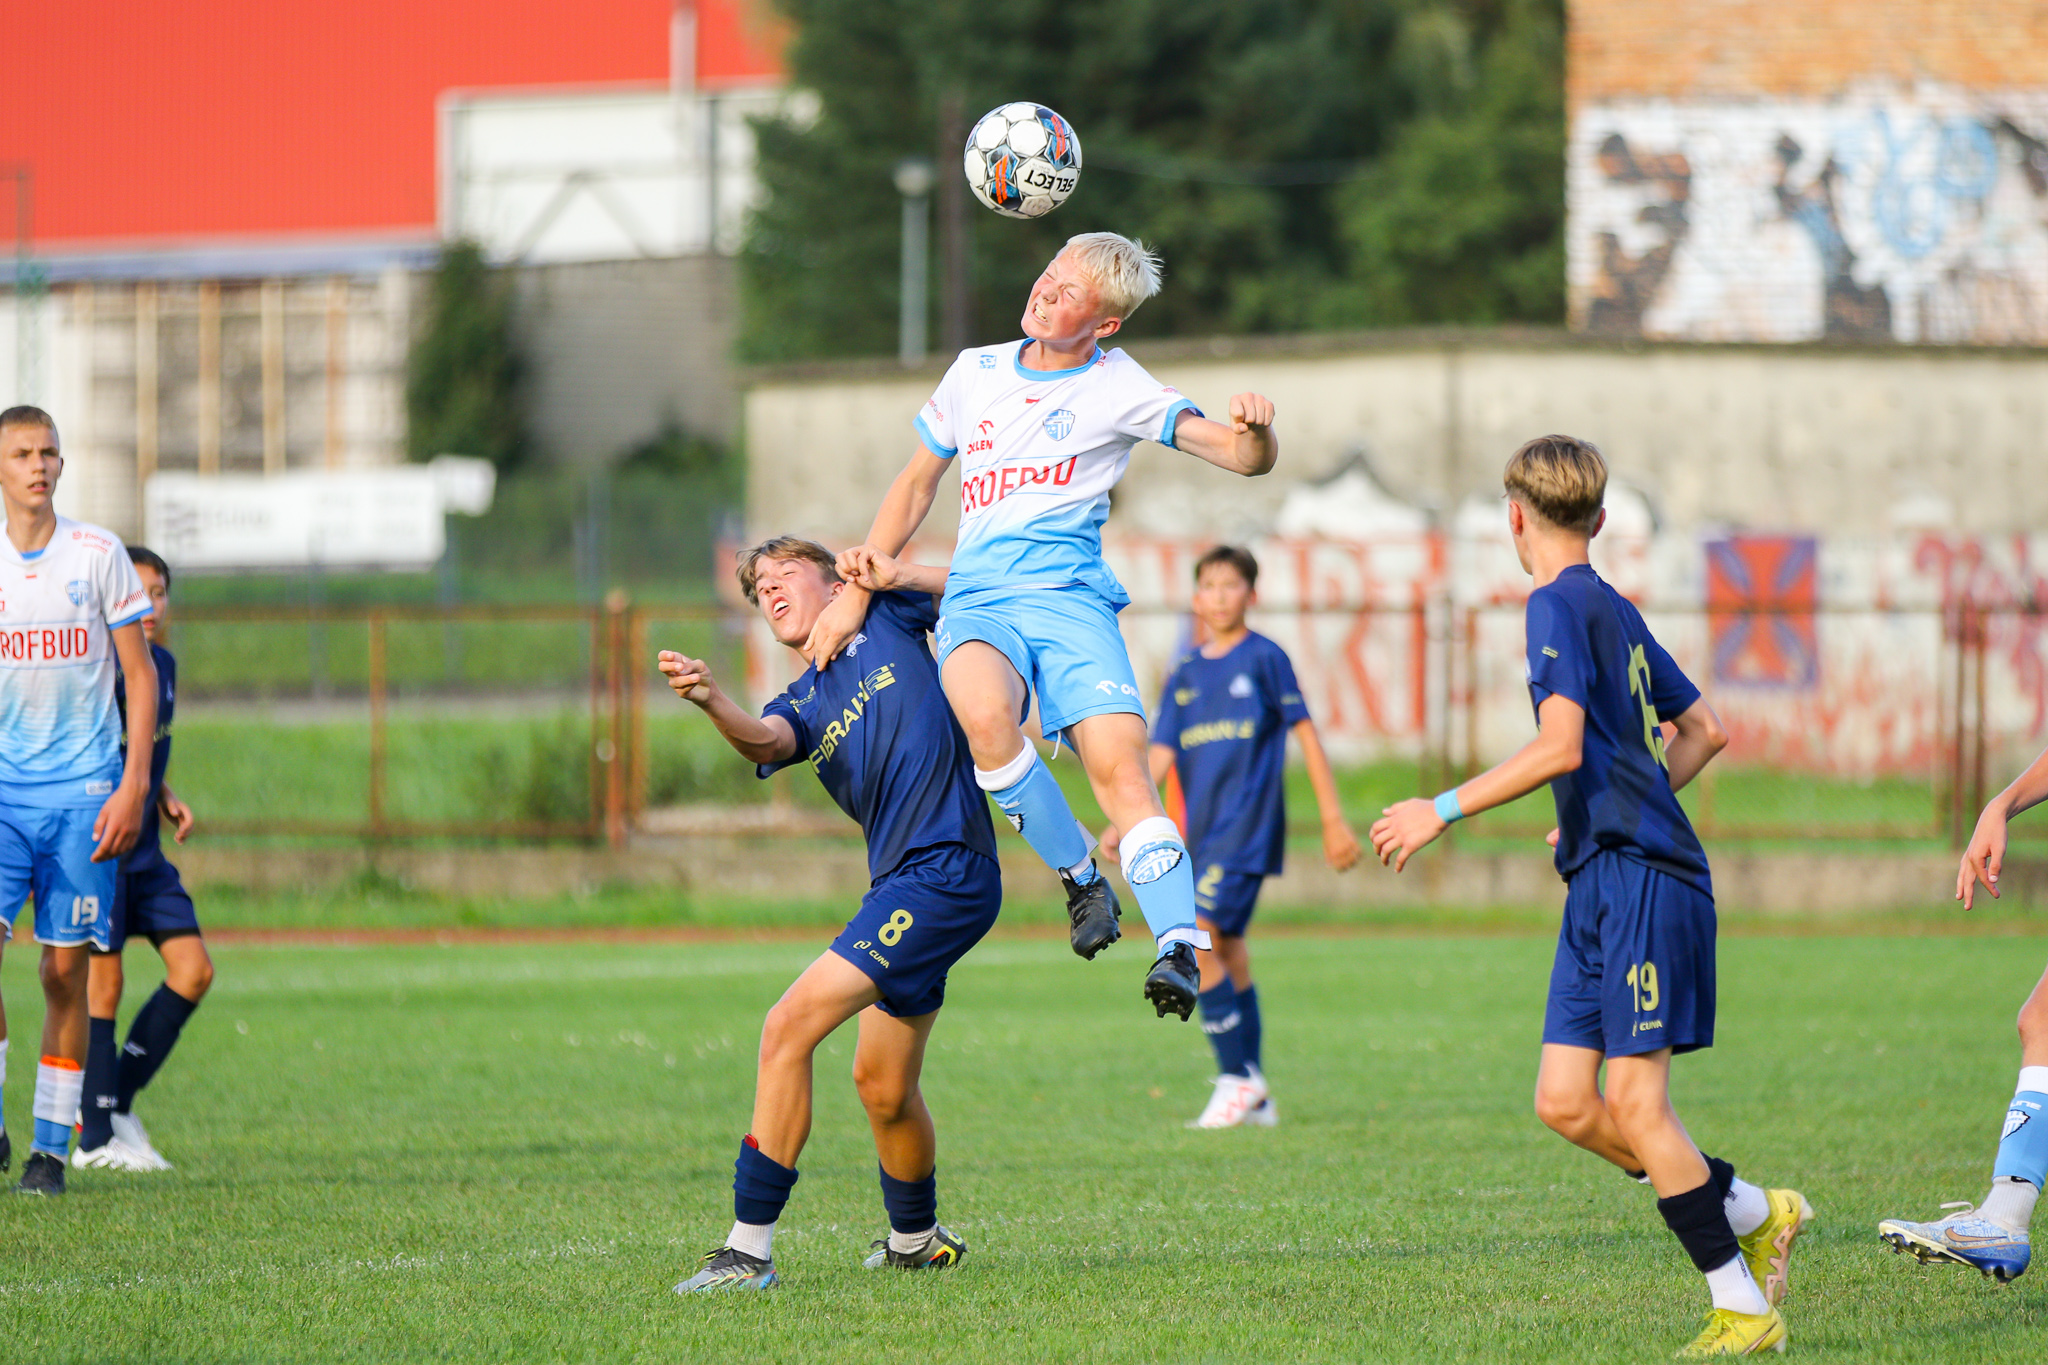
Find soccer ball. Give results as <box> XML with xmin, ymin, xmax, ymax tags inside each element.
<box><xmin>964</xmin><ymin>103</ymin><xmax>1083</xmax><ymax>219</ymax></box>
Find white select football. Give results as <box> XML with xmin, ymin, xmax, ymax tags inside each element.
<box><xmin>963</xmin><ymin>102</ymin><xmax>1083</xmax><ymax>219</ymax></box>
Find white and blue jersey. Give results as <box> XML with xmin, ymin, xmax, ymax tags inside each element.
<box><xmin>0</xmin><ymin>517</ymin><xmax>151</xmax><ymax>809</ymax></box>
<box><xmin>914</xmin><ymin>341</ymin><xmax>1201</xmax><ymax>610</ymax></box>
<box><xmin>758</xmin><ymin>591</ymin><xmax>1002</xmax><ymax>1017</ymax></box>
<box><xmin>1152</xmin><ymin>632</ymin><xmax>1310</xmax><ymax>878</ymax></box>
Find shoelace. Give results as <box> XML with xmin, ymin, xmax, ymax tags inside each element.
<box><xmin>1938</xmin><ymin>1200</ymin><xmax>1979</xmax><ymax>1221</ymax></box>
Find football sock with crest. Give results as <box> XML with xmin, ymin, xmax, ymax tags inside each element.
<box><xmin>80</xmin><ymin>1016</ymin><xmax>120</xmax><ymax>1151</ymax></box>
<box><xmin>32</xmin><ymin>1057</ymin><xmax>83</xmax><ymax>1159</ymax></box>
<box><xmin>1118</xmin><ymin>817</ymin><xmax>1205</xmax><ymax>951</ymax></box>
<box><xmin>976</xmin><ymin>748</ymin><xmax>1097</xmax><ymax>885</ymax></box>
<box><xmin>729</xmin><ymin>1137</ymin><xmax>799</xmax><ymax>1261</ymax></box>
<box><xmin>1982</xmin><ymin>1065</ymin><xmax>2048</xmax><ymax>1232</ymax></box>
<box><xmin>115</xmin><ymin>983</ymin><xmax>200</xmax><ymax>1113</ymax></box>
<box><xmin>1197</xmin><ymin>981</ymin><xmax>1247</xmax><ymax>1077</ymax></box>
<box><xmin>1237</xmin><ymin>984</ymin><xmax>1263</xmax><ymax>1071</ymax></box>
<box><xmin>879</xmin><ymin>1164</ymin><xmax>939</xmax><ymax>1253</ymax></box>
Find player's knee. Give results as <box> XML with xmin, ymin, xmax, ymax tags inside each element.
<box><xmin>38</xmin><ymin>951</ymin><xmax>87</xmax><ymax>1002</ymax></box>
<box><xmin>757</xmin><ymin>1000</ymin><xmax>810</xmax><ymax>1068</ymax></box>
<box><xmin>174</xmin><ymin>953</ymin><xmax>215</xmax><ymax>1001</ymax></box>
<box><xmin>1533</xmin><ymin>1082</ymin><xmax>1597</xmax><ymax>1139</ymax></box>
<box><xmin>1599</xmin><ymin>1078</ymin><xmax>1668</xmax><ymax>1135</ymax></box>
<box><xmin>2018</xmin><ymin>991</ymin><xmax>2048</xmax><ymax>1049</ymax></box>
<box><xmin>852</xmin><ymin>1060</ymin><xmax>914</xmax><ymax>1124</ymax></box>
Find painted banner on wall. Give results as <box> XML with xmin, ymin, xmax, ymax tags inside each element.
<box><xmin>1569</xmin><ymin>83</ymin><xmax>2048</xmax><ymax>343</ymax></box>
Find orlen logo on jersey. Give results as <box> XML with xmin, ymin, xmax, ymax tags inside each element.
<box><xmin>965</xmin><ymin>419</ymin><xmax>997</xmax><ymax>458</ymax></box>
<box><xmin>0</xmin><ymin>626</ymin><xmax>91</xmax><ymax>662</ymax></box>
<box><xmin>961</xmin><ymin>457</ymin><xmax>1078</xmax><ymax>516</ymax></box>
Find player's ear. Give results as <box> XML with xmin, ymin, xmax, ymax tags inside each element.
<box><xmin>1507</xmin><ymin>500</ymin><xmax>1525</xmax><ymax>536</ymax></box>
<box><xmin>1590</xmin><ymin>507</ymin><xmax>1607</xmax><ymax>539</ymax></box>
<box><xmin>1094</xmin><ymin>315</ymin><xmax>1123</xmax><ymax>340</ymax></box>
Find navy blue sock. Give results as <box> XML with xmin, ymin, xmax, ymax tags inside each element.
<box><xmin>878</xmin><ymin>1163</ymin><xmax>938</xmax><ymax>1234</ymax></box>
<box><xmin>1197</xmin><ymin>982</ymin><xmax>1247</xmax><ymax>1077</ymax></box>
<box><xmin>115</xmin><ymin>983</ymin><xmax>200</xmax><ymax>1113</ymax></box>
<box><xmin>733</xmin><ymin>1137</ymin><xmax>800</xmax><ymax>1225</ymax></box>
<box><xmin>81</xmin><ymin>1016</ymin><xmax>120</xmax><ymax>1150</ymax></box>
<box><xmin>1237</xmin><ymin>984</ymin><xmax>1263</xmax><ymax>1071</ymax></box>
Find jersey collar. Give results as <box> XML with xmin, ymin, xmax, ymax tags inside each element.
<box><xmin>1013</xmin><ymin>340</ymin><xmax>1102</xmax><ymax>381</ymax></box>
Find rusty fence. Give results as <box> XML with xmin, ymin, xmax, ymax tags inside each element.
<box><xmin>165</xmin><ymin>598</ymin><xmax>2025</xmax><ymax>847</ymax></box>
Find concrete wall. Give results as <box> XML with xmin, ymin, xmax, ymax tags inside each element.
<box><xmin>1567</xmin><ymin>1</ymin><xmax>2048</xmax><ymax>342</ymax></box>
<box><xmin>744</xmin><ymin>331</ymin><xmax>2048</xmax><ymax>541</ymax></box>
<box><xmin>510</xmin><ymin>253</ymin><xmax>740</xmax><ymax>460</ymax></box>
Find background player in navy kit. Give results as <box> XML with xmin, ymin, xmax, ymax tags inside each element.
<box><xmin>664</xmin><ymin>537</ymin><xmax>1001</xmax><ymax>1292</ymax></box>
<box><xmin>75</xmin><ymin>547</ymin><xmax>213</xmax><ymax>1172</ymax></box>
<box><xmin>1106</xmin><ymin>546</ymin><xmax>1359</xmax><ymax>1129</ymax></box>
<box><xmin>1370</xmin><ymin>437</ymin><xmax>1811</xmax><ymax>1358</ymax></box>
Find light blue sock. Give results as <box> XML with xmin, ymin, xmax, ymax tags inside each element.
<box><xmin>32</xmin><ymin>1118</ymin><xmax>71</xmax><ymax>1159</ymax></box>
<box><xmin>978</xmin><ymin>748</ymin><xmax>1096</xmax><ymax>883</ymax></box>
<box><xmin>1994</xmin><ymin>1069</ymin><xmax>2048</xmax><ymax>1190</ymax></box>
<box><xmin>1119</xmin><ymin>816</ymin><xmax>1203</xmax><ymax>950</ymax></box>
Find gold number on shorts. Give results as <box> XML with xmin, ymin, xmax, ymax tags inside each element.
<box><xmin>1626</xmin><ymin>960</ymin><xmax>1661</xmax><ymax>1014</ymax></box>
<box><xmin>1627</xmin><ymin>644</ymin><xmax>1668</xmax><ymax>768</ymax></box>
<box><xmin>877</xmin><ymin>909</ymin><xmax>915</xmax><ymax>947</ymax></box>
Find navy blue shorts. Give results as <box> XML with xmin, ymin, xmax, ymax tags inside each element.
<box><xmin>831</xmin><ymin>843</ymin><xmax>1001</xmax><ymax>1018</ymax></box>
<box><xmin>1192</xmin><ymin>861</ymin><xmax>1264</xmax><ymax>937</ymax></box>
<box><xmin>1543</xmin><ymin>850</ymin><xmax>1716</xmax><ymax>1058</ymax></box>
<box><xmin>105</xmin><ymin>852</ymin><xmax>201</xmax><ymax>954</ymax></box>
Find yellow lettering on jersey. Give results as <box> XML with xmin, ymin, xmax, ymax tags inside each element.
<box><xmin>1178</xmin><ymin>719</ymin><xmax>1258</xmax><ymax>750</ymax></box>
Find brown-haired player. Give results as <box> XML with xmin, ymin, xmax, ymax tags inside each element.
<box><xmin>1105</xmin><ymin>545</ymin><xmax>1359</xmax><ymax>1129</ymax></box>
<box><xmin>663</xmin><ymin>537</ymin><xmax>998</xmax><ymax>1291</ymax></box>
<box><xmin>1369</xmin><ymin>436</ymin><xmax>1810</xmax><ymax>1357</ymax></box>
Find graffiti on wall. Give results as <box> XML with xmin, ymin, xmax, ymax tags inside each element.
<box><xmin>1570</xmin><ymin>84</ymin><xmax>2048</xmax><ymax>343</ymax></box>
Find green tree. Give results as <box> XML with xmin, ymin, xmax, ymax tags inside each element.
<box><xmin>740</xmin><ymin>0</ymin><xmax>1564</xmax><ymax>362</ymax></box>
<box><xmin>407</xmin><ymin>240</ymin><xmax>526</xmax><ymax>468</ymax></box>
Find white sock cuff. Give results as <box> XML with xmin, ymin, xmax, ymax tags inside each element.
<box><xmin>1157</xmin><ymin>925</ymin><xmax>1213</xmax><ymax>953</ymax></box>
<box><xmin>726</xmin><ymin>1219</ymin><xmax>775</xmax><ymax>1262</ymax></box>
<box><xmin>1122</xmin><ymin>815</ymin><xmax>1183</xmax><ymax>854</ymax></box>
<box><xmin>0</xmin><ymin>1036</ymin><xmax>8</xmax><ymax>1087</ymax></box>
<box><xmin>974</xmin><ymin>745</ymin><xmax>1038</xmax><ymax>792</ymax></box>
<box><xmin>2018</xmin><ymin>1066</ymin><xmax>2048</xmax><ymax>1095</ymax></box>
<box><xmin>33</xmin><ymin>1061</ymin><xmax>83</xmax><ymax>1125</ymax></box>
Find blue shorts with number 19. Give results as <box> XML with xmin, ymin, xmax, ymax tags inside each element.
<box><xmin>0</xmin><ymin>805</ymin><xmax>117</xmax><ymax>951</ymax></box>
<box><xmin>830</xmin><ymin>843</ymin><xmax>1002</xmax><ymax>1018</ymax></box>
<box><xmin>1542</xmin><ymin>850</ymin><xmax>1716</xmax><ymax>1058</ymax></box>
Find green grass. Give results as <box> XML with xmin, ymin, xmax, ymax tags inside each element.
<box><xmin>2</xmin><ymin>928</ymin><xmax>2045</xmax><ymax>1361</ymax></box>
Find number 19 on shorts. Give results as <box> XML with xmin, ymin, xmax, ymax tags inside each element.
<box><xmin>1626</xmin><ymin>959</ymin><xmax>1660</xmax><ymax>1036</ymax></box>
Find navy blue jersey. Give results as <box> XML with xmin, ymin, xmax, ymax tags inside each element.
<box><xmin>760</xmin><ymin>592</ymin><xmax>998</xmax><ymax>881</ymax></box>
<box><xmin>113</xmin><ymin>643</ymin><xmax>175</xmax><ymax>864</ymax></box>
<box><xmin>1151</xmin><ymin>631</ymin><xmax>1311</xmax><ymax>877</ymax></box>
<box><xmin>1525</xmin><ymin>565</ymin><xmax>1711</xmax><ymax>895</ymax></box>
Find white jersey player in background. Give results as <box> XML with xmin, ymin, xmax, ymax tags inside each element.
<box><xmin>816</xmin><ymin>232</ymin><xmax>1280</xmax><ymax>1020</ymax></box>
<box><xmin>0</xmin><ymin>406</ymin><xmax>157</xmax><ymax>1195</ymax></box>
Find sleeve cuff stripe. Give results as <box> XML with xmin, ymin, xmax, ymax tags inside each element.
<box><xmin>1158</xmin><ymin>398</ymin><xmax>1201</xmax><ymax>449</ymax></box>
<box><xmin>912</xmin><ymin>414</ymin><xmax>957</xmax><ymax>459</ymax></box>
<box><xmin>108</xmin><ymin>608</ymin><xmax>150</xmax><ymax>630</ymax></box>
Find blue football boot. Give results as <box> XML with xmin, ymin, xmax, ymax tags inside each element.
<box><xmin>1879</xmin><ymin>1202</ymin><xmax>2030</xmax><ymax>1283</ymax></box>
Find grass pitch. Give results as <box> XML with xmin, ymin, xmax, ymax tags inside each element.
<box><xmin>2</xmin><ymin>930</ymin><xmax>2045</xmax><ymax>1362</ymax></box>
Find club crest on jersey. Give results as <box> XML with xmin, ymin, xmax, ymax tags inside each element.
<box><xmin>843</xmin><ymin>632</ymin><xmax>867</xmax><ymax>659</ymax></box>
<box><xmin>67</xmin><ymin>580</ymin><xmax>91</xmax><ymax>606</ymax></box>
<box><xmin>978</xmin><ymin>354</ymin><xmax>996</xmax><ymax>369</ymax></box>
<box><xmin>1043</xmin><ymin>408</ymin><xmax>1076</xmax><ymax>440</ymax></box>
<box><xmin>1229</xmin><ymin>673</ymin><xmax>1254</xmax><ymax>699</ymax></box>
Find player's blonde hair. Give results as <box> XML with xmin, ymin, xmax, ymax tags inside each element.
<box><xmin>735</xmin><ymin>535</ymin><xmax>841</xmax><ymax>606</ymax></box>
<box><xmin>1504</xmin><ymin>435</ymin><xmax>1607</xmax><ymax>535</ymax></box>
<box><xmin>1060</xmin><ymin>232</ymin><xmax>1163</xmax><ymax>320</ymax></box>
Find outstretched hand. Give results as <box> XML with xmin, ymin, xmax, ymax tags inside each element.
<box><xmin>658</xmin><ymin>650</ymin><xmax>718</xmax><ymax>704</ymax></box>
<box><xmin>1228</xmin><ymin>391</ymin><xmax>1276</xmax><ymax>435</ymax></box>
<box><xmin>1369</xmin><ymin>798</ymin><xmax>1447</xmax><ymax>873</ymax></box>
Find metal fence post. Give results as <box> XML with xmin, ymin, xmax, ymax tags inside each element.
<box><xmin>367</xmin><ymin>612</ymin><xmax>387</xmax><ymax>837</ymax></box>
<box><xmin>605</xmin><ymin>591</ymin><xmax>629</xmax><ymax>849</ymax></box>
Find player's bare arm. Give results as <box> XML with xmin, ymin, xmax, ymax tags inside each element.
<box><xmin>1170</xmin><ymin>394</ymin><xmax>1279</xmax><ymax>477</ymax></box>
<box><xmin>838</xmin><ymin>547</ymin><xmax>948</xmax><ymax>598</ymax></box>
<box><xmin>1292</xmin><ymin>719</ymin><xmax>1360</xmax><ymax>871</ymax></box>
<box><xmin>1371</xmin><ymin>692</ymin><xmax>1586</xmax><ymax>871</ymax></box>
<box><xmin>93</xmin><ymin>621</ymin><xmax>158</xmax><ymax>862</ymax></box>
<box><xmin>1660</xmin><ymin>698</ymin><xmax>1729</xmax><ymax>793</ymax></box>
<box><xmin>1958</xmin><ymin>740</ymin><xmax>2048</xmax><ymax>909</ymax></box>
<box><xmin>806</xmin><ymin>451</ymin><xmax>950</xmax><ymax>664</ymax></box>
<box><xmin>658</xmin><ymin>651</ymin><xmax>799</xmax><ymax>766</ymax></box>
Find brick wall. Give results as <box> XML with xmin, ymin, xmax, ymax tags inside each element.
<box><xmin>1567</xmin><ymin>1</ymin><xmax>2048</xmax><ymax>342</ymax></box>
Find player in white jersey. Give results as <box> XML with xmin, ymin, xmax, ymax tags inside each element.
<box><xmin>820</xmin><ymin>232</ymin><xmax>1279</xmax><ymax>1020</ymax></box>
<box><xmin>0</xmin><ymin>406</ymin><xmax>157</xmax><ymax>1195</ymax></box>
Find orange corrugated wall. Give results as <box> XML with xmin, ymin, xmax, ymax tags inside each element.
<box><xmin>3</xmin><ymin>1</ymin><xmax>782</xmax><ymax>249</ymax></box>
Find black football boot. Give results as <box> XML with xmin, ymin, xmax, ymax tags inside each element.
<box><xmin>1143</xmin><ymin>941</ymin><xmax>1200</xmax><ymax>1020</ymax></box>
<box><xmin>1061</xmin><ymin>861</ymin><xmax>1122</xmax><ymax>959</ymax></box>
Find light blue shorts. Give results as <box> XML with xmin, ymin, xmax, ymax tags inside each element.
<box><xmin>0</xmin><ymin>805</ymin><xmax>118</xmax><ymax>950</ymax></box>
<box><xmin>934</xmin><ymin>584</ymin><xmax>1144</xmax><ymax>737</ymax></box>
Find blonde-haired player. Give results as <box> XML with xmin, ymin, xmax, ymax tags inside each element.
<box><xmin>823</xmin><ymin>232</ymin><xmax>1280</xmax><ymax>1021</ymax></box>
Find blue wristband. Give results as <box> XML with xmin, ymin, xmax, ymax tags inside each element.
<box><xmin>1434</xmin><ymin>789</ymin><xmax>1464</xmax><ymax>824</ymax></box>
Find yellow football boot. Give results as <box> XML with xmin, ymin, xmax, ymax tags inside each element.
<box><xmin>1675</xmin><ymin>1306</ymin><xmax>1788</xmax><ymax>1357</ymax></box>
<box><xmin>1739</xmin><ymin>1189</ymin><xmax>1816</xmax><ymax>1305</ymax></box>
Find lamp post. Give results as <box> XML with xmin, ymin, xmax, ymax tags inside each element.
<box><xmin>894</xmin><ymin>158</ymin><xmax>934</xmax><ymax>366</ymax></box>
